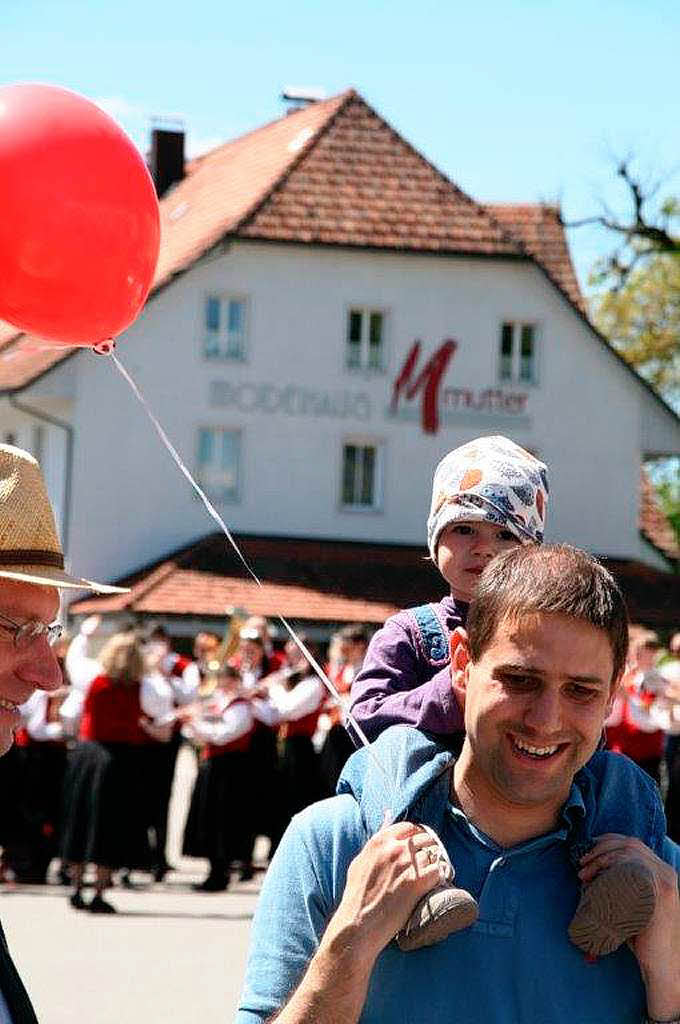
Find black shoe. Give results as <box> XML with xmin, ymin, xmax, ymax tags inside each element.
<box><xmin>238</xmin><ymin>865</ymin><xmax>254</xmax><ymax>882</ymax></box>
<box><xmin>153</xmin><ymin>862</ymin><xmax>172</xmax><ymax>883</ymax></box>
<box><xmin>192</xmin><ymin>876</ymin><xmax>228</xmax><ymax>893</ymax></box>
<box><xmin>89</xmin><ymin>894</ymin><xmax>117</xmax><ymax>914</ymax></box>
<box><xmin>69</xmin><ymin>891</ymin><xmax>87</xmax><ymax>910</ymax></box>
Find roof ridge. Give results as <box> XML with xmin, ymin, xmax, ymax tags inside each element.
<box><xmin>186</xmin><ymin>89</ymin><xmax>354</xmax><ymax>175</ymax></box>
<box><xmin>232</xmin><ymin>90</ymin><xmax>356</xmax><ymax>235</ymax></box>
<box><xmin>488</xmin><ymin>201</ymin><xmax>560</xmax><ymax>212</ymax></box>
<box><xmin>351</xmin><ymin>93</ymin><xmax>527</xmax><ymax>256</ymax></box>
<box><xmin>355</xmin><ymin>94</ymin><xmax>527</xmax><ymax>256</ymax></box>
<box><xmin>237</xmin><ymin>91</ymin><xmax>526</xmax><ymax>256</ymax></box>
<box><xmin>118</xmin><ymin>558</ymin><xmax>179</xmax><ymax>602</ymax></box>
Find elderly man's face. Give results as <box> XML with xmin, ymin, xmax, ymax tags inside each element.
<box><xmin>454</xmin><ymin>612</ymin><xmax>617</xmax><ymax>815</ymax></box>
<box><xmin>0</xmin><ymin>580</ymin><xmax>62</xmax><ymax>755</ymax></box>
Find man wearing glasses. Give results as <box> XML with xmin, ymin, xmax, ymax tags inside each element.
<box><xmin>0</xmin><ymin>443</ymin><xmax>125</xmax><ymax>1022</ymax></box>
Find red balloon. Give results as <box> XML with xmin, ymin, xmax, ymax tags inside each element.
<box><xmin>0</xmin><ymin>84</ymin><xmax>160</xmax><ymax>347</ymax></box>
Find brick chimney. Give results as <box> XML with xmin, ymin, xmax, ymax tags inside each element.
<box><xmin>150</xmin><ymin>128</ymin><xmax>185</xmax><ymax>198</ymax></box>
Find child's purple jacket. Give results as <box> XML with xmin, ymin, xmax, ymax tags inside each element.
<box><xmin>349</xmin><ymin>596</ymin><xmax>468</xmax><ymax>740</ymax></box>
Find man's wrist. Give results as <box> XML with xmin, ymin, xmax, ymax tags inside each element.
<box><xmin>320</xmin><ymin>914</ymin><xmax>381</xmax><ymax>974</ymax></box>
<box><xmin>641</xmin><ymin>961</ymin><xmax>680</xmax><ymax>1024</ymax></box>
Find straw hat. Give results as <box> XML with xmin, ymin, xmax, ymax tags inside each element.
<box><xmin>0</xmin><ymin>444</ymin><xmax>128</xmax><ymax>593</ymax></box>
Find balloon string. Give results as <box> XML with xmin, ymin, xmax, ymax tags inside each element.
<box><xmin>108</xmin><ymin>351</ymin><xmax>395</xmax><ymax>810</ymax></box>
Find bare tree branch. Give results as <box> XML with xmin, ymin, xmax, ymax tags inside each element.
<box><xmin>561</xmin><ymin>158</ymin><xmax>680</xmax><ymax>287</ymax></box>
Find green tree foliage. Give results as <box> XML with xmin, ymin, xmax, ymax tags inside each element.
<box><xmin>569</xmin><ymin>161</ymin><xmax>680</xmax><ymax>550</ymax></box>
<box><xmin>651</xmin><ymin>462</ymin><xmax>680</xmax><ymax>547</ymax></box>
<box><xmin>591</xmin><ymin>253</ymin><xmax>680</xmax><ymax>398</ymax></box>
<box><xmin>658</xmin><ymin>479</ymin><xmax>680</xmax><ymax>540</ymax></box>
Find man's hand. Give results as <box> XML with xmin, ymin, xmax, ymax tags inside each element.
<box><xmin>322</xmin><ymin>821</ymin><xmax>444</xmax><ymax>962</ymax></box>
<box><xmin>274</xmin><ymin>821</ymin><xmax>444</xmax><ymax>1024</ymax></box>
<box><xmin>579</xmin><ymin>834</ymin><xmax>680</xmax><ymax>1019</ymax></box>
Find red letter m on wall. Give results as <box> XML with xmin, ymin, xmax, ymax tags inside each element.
<box><xmin>391</xmin><ymin>339</ymin><xmax>457</xmax><ymax>434</ymax></box>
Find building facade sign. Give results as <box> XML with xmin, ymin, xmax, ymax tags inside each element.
<box><xmin>210</xmin><ymin>339</ymin><xmax>530</xmax><ymax>433</ymax></box>
<box><xmin>210</xmin><ymin>380</ymin><xmax>372</xmax><ymax>421</ymax></box>
<box><xmin>390</xmin><ymin>340</ymin><xmax>530</xmax><ymax>434</ymax></box>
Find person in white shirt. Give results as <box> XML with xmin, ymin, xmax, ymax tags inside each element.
<box><xmin>256</xmin><ymin>639</ymin><xmax>326</xmax><ymax>854</ymax></box>
<box><xmin>657</xmin><ymin>654</ymin><xmax>680</xmax><ymax>842</ymax></box>
<box><xmin>180</xmin><ymin>665</ymin><xmax>256</xmax><ymax>891</ymax></box>
<box><xmin>8</xmin><ymin>674</ymin><xmax>70</xmax><ymax>884</ymax></box>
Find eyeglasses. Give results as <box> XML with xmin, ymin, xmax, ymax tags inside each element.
<box><xmin>0</xmin><ymin>612</ymin><xmax>63</xmax><ymax>649</ymax></box>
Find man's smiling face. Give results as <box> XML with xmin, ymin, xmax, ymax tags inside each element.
<box><xmin>454</xmin><ymin>611</ymin><xmax>618</xmax><ymax>819</ymax></box>
<box><xmin>0</xmin><ymin>580</ymin><xmax>61</xmax><ymax>755</ymax></box>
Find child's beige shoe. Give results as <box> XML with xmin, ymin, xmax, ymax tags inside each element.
<box><xmin>567</xmin><ymin>860</ymin><xmax>656</xmax><ymax>958</ymax></box>
<box><xmin>396</xmin><ymin>880</ymin><xmax>479</xmax><ymax>951</ymax></box>
<box><xmin>395</xmin><ymin>824</ymin><xmax>479</xmax><ymax>952</ymax></box>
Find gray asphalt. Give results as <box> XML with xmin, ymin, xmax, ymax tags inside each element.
<box><xmin>0</xmin><ymin>745</ymin><xmax>263</xmax><ymax>1023</ymax></box>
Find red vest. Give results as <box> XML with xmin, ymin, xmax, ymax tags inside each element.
<box><xmin>281</xmin><ymin>707</ymin><xmax>321</xmax><ymax>740</ymax></box>
<box><xmin>202</xmin><ymin>699</ymin><xmax>254</xmax><ymax>759</ymax></box>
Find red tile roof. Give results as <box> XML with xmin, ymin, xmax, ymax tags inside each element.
<box><xmin>69</xmin><ymin>531</ymin><xmax>680</xmax><ymax>631</ymax></box>
<box><xmin>69</xmin><ymin>533</ymin><xmax>443</xmax><ymax>622</ymax></box>
<box><xmin>0</xmin><ymin>325</ymin><xmax>77</xmax><ymax>391</ymax></box>
<box><xmin>639</xmin><ymin>469</ymin><xmax>679</xmax><ymax>563</ymax></box>
<box><xmin>153</xmin><ymin>91</ymin><xmax>351</xmax><ymax>291</ymax></box>
<box><xmin>486</xmin><ymin>203</ymin><xmax>585</xmax><ymax>312</ymax></box>
<box><xmin>238</xmin><ymin>94</ymin><xmax>524</xmax><ymax>256</ymax></box>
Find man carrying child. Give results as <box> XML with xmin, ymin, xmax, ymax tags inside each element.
<box><xmin>237</xmin><ymin>543</ymin><xmax>680</xmax><ymax>1024</ymax></box>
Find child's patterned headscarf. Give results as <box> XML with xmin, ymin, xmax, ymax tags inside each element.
<box><xmin>427</xmin><ymin>435</ymin><xmax>550</xmax><ymax>559</ymax></box>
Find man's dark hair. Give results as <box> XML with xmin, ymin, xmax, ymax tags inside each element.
<box><xmin>467</xmin><ymin>544</ymin><xmax>629</xmax><ymax>681</ymax></box>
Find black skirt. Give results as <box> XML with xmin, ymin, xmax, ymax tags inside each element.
<box><xmin>182</xmin><ymin>750</ymin><xmax>253</xmax><ymax>865</ymax></box>
<box><xmin>2</xmin><ymin>743</ymin><xmax>68</xmax><ymax>882</ymax></box>
<box><xmin>60</xmin><ymin>741</ymin><xmax>152</xmax><ymax>870</ymax></box>
<box><xmin>318</xmin><ymin>724</ymin><xmax>355</xmax><ymax>798</ymax></box>
<box><xmin>280</xmin><ymin>735</ymin><xmax>321</xmax><ymax>818</ymax></box>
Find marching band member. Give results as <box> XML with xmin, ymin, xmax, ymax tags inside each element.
<box><xmin>181</xmin><ymin>665</ymin><xmax>256</xmax><ymax>892</ymax></box>
<box><xmin>606</xmin><ymin>627</ymin><xmax>668</xmax><ymax>784</ymax></box>
<box><xmin>61</xmin><ymin>632</ymin><xmax>173</xmax><ymax>913</ymax></box>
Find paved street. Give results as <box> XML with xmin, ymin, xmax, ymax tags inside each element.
<box><xmin>0</xmin><ymin>745</ymin><xmax>263</xmax><ymax>1023</ymax></box>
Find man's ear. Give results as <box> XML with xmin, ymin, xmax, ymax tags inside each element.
<box><xmin>450</xmin><ymin>627</ymin><xmax>470</xmax><ymax>708</ymax></box>
<box><xmin>605</xmin><ymin>672</ymin><xmax>624</xmax><ymax>717</ymax></box>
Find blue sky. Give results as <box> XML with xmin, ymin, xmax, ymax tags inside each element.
<box><xmin>4</xmin><ymin>0</ymin><xmax>680</xmax><ymax>292</ymax></box>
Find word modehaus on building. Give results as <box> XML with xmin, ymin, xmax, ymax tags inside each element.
<box><xmin>0</xmin><ymin>89</ymin><xmax>677</xmax><ymax>634</ymax></box>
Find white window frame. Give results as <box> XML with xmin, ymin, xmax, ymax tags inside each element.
<box><xmin>196</xmin><ymin>426</ymin><xmax>242</xmax><ymax>504</ymax></box>
<box><xmin>203</xmin><ymin>294</ymin><xmax>249</xmax><ymax>362</ymax></box>
<box><xmin>497</xmin><ymin>321</ymin><xmax>540</xmax><ymax>385</ymax></box>
<box><xmin>339</xmin><ymin>438</ymin><xmax>385</xmax><ymax>513</ymax></box>
<box><xmin>344</xmin><ymin>306</ymin><xmax>388</xmax><ymax>373</ymax></box>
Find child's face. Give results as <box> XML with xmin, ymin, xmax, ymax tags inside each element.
<box><xmin>437</xmin><ymin>520</ymin><xmax>521</xmax><ymax>602</ymax></box>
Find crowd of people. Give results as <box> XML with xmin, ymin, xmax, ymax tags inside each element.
<box><xmin>1</xmin><ymin>600</ymin><xmax>678</xmax><ymax>916</ymax></box>
<box><xmin>0</xmin><ymin>613</ymin><xmax>372</xmax><ymax>911</ymax></box>
<box><xmin>605</xmin><ymin>627</ymin><xmax>680</xmax><ymax>840</ymax></box>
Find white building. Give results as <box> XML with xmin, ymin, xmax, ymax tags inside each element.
<box><xmin>0</xmin><ymin>89</ymin><xmax>677</xmax><ymax>633</ymax></box>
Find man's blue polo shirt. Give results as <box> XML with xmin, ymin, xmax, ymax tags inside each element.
<box><xmin>237</xmin><ymin>727</ymin><xmax>679</xmax><ymax>1024</ymax></box>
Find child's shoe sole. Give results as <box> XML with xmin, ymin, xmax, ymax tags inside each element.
<box><xmin>396</xmin><ymin>882</ymin><xmax>479</xmax><ymax>952</ymax></box>
<box><xmin>567</xmin><ymin>860</ymin><xmax>656</xmax><ymax>958</ymax></box>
